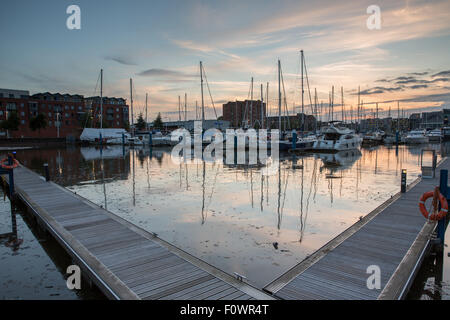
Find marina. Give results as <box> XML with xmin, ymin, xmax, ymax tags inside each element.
<box><xmin>1</xmin><ymin>0</ymin><xmax>450</xmax><ymax>305</ymax></box>
<box><xmin>0</xmin><ymin>142</ymin><xmax>448</xmax><ymax>299</ymax></box>
<box><xmin>2</xmin><ymin>164</ymin><xmax>269</xmax><ymax>300</ymax></box>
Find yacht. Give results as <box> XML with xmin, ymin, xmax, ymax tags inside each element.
<box><xmin>405</xmin><ymin>130</ymin><xmax>429</xmax><ymax>144</ymax></box>
<box><xmin>362</xmin><ymin>130</ymin><xmax>384</xmax><ymax>145</ymax></box>
<box><xmin>428</xmin><ymin>129</ymin><xmax>443</xmax><ymax>143</ymax></box>
<box><xmin>312</xmin><ymin>124</ymin><xmax>362</xmax><ymax>152</ymax></box>
<box><xmin>383</xmin><ymin>134</ymin><xmax>396</xmax><ymax>144</ymax></box>
<box><xmin>442</xmin><ymin>127</ymin><xmax>450</xmax><ymax>142</ymax></box>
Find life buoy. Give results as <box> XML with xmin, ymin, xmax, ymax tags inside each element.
<box><xmin>419</xmin><ymin>188</ymin><xmax>448</xmax><ymax>221</ymax></box>
<box><xmin>0</xmin><ymin>157</ymin><xmax>19</xmax><ymax>170</ymax></box>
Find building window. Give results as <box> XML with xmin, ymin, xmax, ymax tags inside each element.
<box><xmin>20</xmin><ymin>103</ymin><xmax>24</xmax><ymax>107</ymax></box>
<box><xmin>21</xmin><ymin>120</ymin><xmax>25</xmax><ymax>124</ymax></box>
<box><xmin>21</xmin><ymin>112</ymin><xmax>25</xmax><ymax>116</ymax></box>
<box><xmin>65</xmin><ymin>113</ymin><xmax>69</xmax><ymax>118</ymax></box>
<box><xmin>71</xmin><ymin>105</ymin><xmax>74</xmax><ymax>110</ymax></box>
<box><xmin>9</xmin><ymin>94</ymin><xmax>14</xmax><ymax>98</ymax></box>
<box><xmin>117</xmin><ymin>121</ymin><xmax>120</xmax><ymax>126</ymax></box>
<box><xmin>49</xmin><ymin>121</ymin><xmax>52</xmax><ymax>126</ymax></box>
<box><xmin>48</xmin><ymin>112</ymin><xmax>52</xmax><ymax>117</ymax></box>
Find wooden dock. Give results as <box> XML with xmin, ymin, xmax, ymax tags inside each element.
<box><xmin>263</xmin><ymin>158</ymin><xmax>448</xmax><ymax>300</ymax></box>
<box><xmin>3</xmin><ymin>165</ymin><xmax>273</xmax><ymax>300</ymax></box>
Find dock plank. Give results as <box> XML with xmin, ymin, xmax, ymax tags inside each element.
<box><xmin>3</xmin><ymin>165</ymin><xmax>272</xmax><ymax>300</ymax></box>
<box><xmin>265</xmin><ymin>157</ymin><xmax>447</xmax><ymax>300</ymax></box>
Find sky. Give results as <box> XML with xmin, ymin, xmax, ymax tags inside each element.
<box><xmin>0</xmin><ymin>0</ymin><xmax>449</xmax><ymax>122</ymax></box>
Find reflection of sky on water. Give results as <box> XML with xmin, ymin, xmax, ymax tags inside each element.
<box><xmin>14</xmin><ymin>144</ymin><xmax>445</xmax><ymax>288</ymax></box>
<box><xmin>0</xmin><ymin>189</ymin><xmax>104</xmax><ymax>299</ymax></box>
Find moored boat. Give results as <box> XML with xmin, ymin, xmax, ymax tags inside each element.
<box><xmin>427</xmin><ymin>129</ymin><xmax>442</xmax><ymax>143</ymax></box>
<box><xmin>311</xmin><ymin>124</ymin><xmax>362</xmax><ymax>152</ymax></box>
<box><xmin>405</xmin><ymin>130</ymin><xmax>429</xmax><ymax>144</ymax></box>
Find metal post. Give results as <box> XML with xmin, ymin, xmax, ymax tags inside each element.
<box><xmin>148</xmin><ymin>132</ymin><xmax>153</xmax><ymax>147</ymax></box>
<box><xmin>292</xmin><ymin>130</ymin><xmax>297</xmax><ymax>150</ymax></box>
<box><xmin>7</xmin><ymin>155</ymin><xmax>14</xmax><ymax>196</ymax></box>
<box><xmin>44</xmin><ymin>163</ymin><xmax>50</xmax><ymax>182</ymax></box>
<box><xmin>401</xmin><ymin>169</ymin><xmax>407</xmax><ymax>193</ymax></box>
<box><xmin>438</xmin><ymin>169</ymin><xmax>449</xmax><ymax>245</ymax></box>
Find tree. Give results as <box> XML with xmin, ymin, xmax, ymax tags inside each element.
<box><xmin>153</xmin><ymin>113</ymin><xmax>164</xmax><ymax>130</ymax></box>
<box><xmin>0</xmin><ymin>111</ymin><xmax>20</xmax><ymax>137</ymax></box>
<box><xmin>136</xmin><ymin>113</ymin><xmax>146</xmax><ymax>131</ymax></box>
<box><xmin>79</xmin><ymin>112</ymin><xmax>93</xmax><ymax>128</ymax></box>
<box><xmin>29</xmin><ymin>113</ymin><xmax>47</xmax><ymax>133</ymax></box>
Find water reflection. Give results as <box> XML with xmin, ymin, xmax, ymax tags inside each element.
<box><xmin>13</xmin><ymin>144</ymin><xmax>446</xmax><ymax>289</ymax></box>
<box><xmin>0</xmin><ymin>188</ymin><xmax>104</xmax><ymax>299</ymax></box>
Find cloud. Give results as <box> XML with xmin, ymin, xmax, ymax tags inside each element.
<box><xmin>409</xmin><ymin>72</ymin><xmax>429</xmax><ymax>76</ymax></box>
<box><xmin>104</xmin><ymin>55</ymin><xmax>137</xmax><ymax>66</ymax></box>
<box><xmin>137</xmin><ymin>68</ymin><xmax>193</xmax><ymax>78</ymax></box>
<box><xmin>359</xmin><ymin>86</ymin><xmax>404</xmax><ymax>95</ymax></box>
<box><xmin>410</xmin><ymin>84</ymin><xmax>428</xmax><ymax>89</ymax></box>
<box><xmin>432</xmin><ymin>70</ymin><xmax>450</xmax><ymax>77</ymax></box>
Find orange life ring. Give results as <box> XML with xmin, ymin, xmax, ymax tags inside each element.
<box><xmin>0</xmin><ymin>157</ymin><xmax>19</xmax><ymax>170</ymax></box>
<box><xmin>419</xmin><ymin>188</ymin><xmax>448</xmax><ymax>221</ymax></box>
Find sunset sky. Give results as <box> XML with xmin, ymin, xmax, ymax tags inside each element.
<box><xmin>0</xmin><ymin>0</ymin><xmax>449</xmax><ymax>122</ymax></box>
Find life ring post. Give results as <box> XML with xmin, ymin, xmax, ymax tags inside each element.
<box><xmin>401</xmin><ymin>169</ymin><xmax>407</xmax><ymax>193</ymax></box>
<box><xmin>44</xmin><ymin>163</ymin><xmax>50</xmax><ymax>182</ymax></box>
<box><xmin>438</xmin><ymin>169</ymin><xmax>450</xmax><ymax>246</ymax></box>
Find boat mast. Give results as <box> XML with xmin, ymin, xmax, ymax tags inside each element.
<box><xmin>260</xmin><ymin>83</ymin><xmax>264</xmax><ymax>129</ymax></box>
<box><xmin>301</xmin><ymin>50</ymin><xmax>304</xmax><ymax>136</ymax></box>
<box><xmin>314</xmin><ymin>88</ymin><xmax>318</xmax><ymax>132</ymax></box>
<box><xmin>145</xmin><ymin>93</ymin><xmax>148</xmax><ymax>131</ymax></box>
<box><xmin>341</xmin><ymin>86</ymin><xmax>344</xmax><ymax>123</ymax></box>
<box><xmin>331</xmin><ymin>86</ymin><xmax>334</xmax><ymax>122</ymax></box>
<box><xmin>178</xmin><ymin>95</ymin><xmax>181</xmax><ymax>122</ymax></box>
<box><xmin>266</xmin><ymin>82</ymin><xmax>269</xmax><ymax>125</ymax></box>
<box><xmin>130</xmin><ymin>78</ymin><xmax>134</xmax><ymax>137</ymax></box>
<box><xmin>200</xmin><ymin>61</ymin><xmax>205</xmax><ymax>129</ymax></box>
<box><xmin>278</xmin><ymin>60</ymin><xmax>281</xmax><ymax>132</ymax></box>
<box><xmin>376</xmin><ymin>102</ymin><xmax>379</xmax><ymax>131</ymax></box>
<box><xmin>100</xmin><ymin>69</ymin><xmax>103</xmax><ymax>129</ymax></box>
<box><xmin>184</xmin><ymin>93</ymin><xmax>187</xmax><ymax>122</ymax></box>
<box><xmin>250</xmin><ymin>77</ymin><xmax>254</xmax><ymax>128</ymax></box>
<box><xmin>357</xmin><ymin>86</ymin><xmax>360</xmax><ymax>131</ymax></box>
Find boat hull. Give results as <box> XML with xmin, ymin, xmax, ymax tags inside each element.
<box><xmin>405</xmin><ymin>137</ymin><xmax>429</xmax><ymax>144</ymax></box>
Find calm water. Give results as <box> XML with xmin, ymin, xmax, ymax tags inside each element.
<box><xmin>7</xmin><ymin>143</ymin><xmax>448</xmax><ymax>297</ymax></box>
<box><xmin>0</xmin><ymin>188</ymin><xmax>104</xmax><ymax>299</ymax></box>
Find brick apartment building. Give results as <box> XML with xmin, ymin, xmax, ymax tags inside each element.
<box><xmin>0</xmin><ymin>88</ymin><xmax>129</xmax><ymax>139</ymax></box>
<box><xmin>266</xmin><ymin>113</ymin><xmax>317</xmax><ymax>131</ymax></box>
<box><xmin>222</xmin><ymin>100</ymin><xmax>266</xmax><ymax>128</ymax></box>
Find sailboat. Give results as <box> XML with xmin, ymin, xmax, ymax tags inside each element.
<box><xmin>80</xmin><ymin>69</ymin><xmax>131</xmax><ymax>144</ymax></box>
<box><xmin>271</xmin><ymin>55</ymin><xmax>316</xmax><ymax>152</ymax></box>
